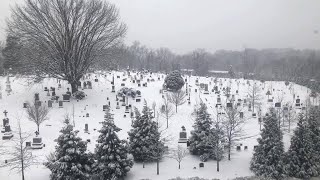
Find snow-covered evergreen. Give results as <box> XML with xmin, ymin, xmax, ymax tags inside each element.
<box><xmin>189</xmin><ymin>102</ymin><xmax>215</xmax><ymax>160</ymax></box>
<box><xmin>307</xmin><ymin>107</ymin><xmax>320</xmax><ymax>174</ymax></box>
<box><xmin>284</xmin><ymin>113</ymin><xmax>319</xmax><ymax>179</ymax></box>
<box><xmin>128</xmin><ymin>102</ymin><xmax>164</xmax><ymax>162</ymax></box>
<box><xmin>93</xmin><ymin>106</ymin><xmax>134</xmax><ymax>180</ymax></box>
<box><xmin>250</xmin><ymin>109</ymin><xmax>285</xmax><ymax>179</ymax></box>
<box><xmin>164</xmin><ymin>70</ymin><xmax>185</xmax><ymax>91</ymax></box>
<box><xmin>44</xmin><ymin>119</ymin><xmax>93</xmax><ymax>180</ymax></box>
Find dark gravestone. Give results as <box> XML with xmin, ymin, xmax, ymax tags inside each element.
<box><xmin>199</xmin><ymin>163</ymin><xmax>204</xmax><ymax>168</ymax></box>
<box><xmin>244</xmin><ymin>146</ymin><xmax>248</xmax><ymax>150</ymax></box>
<box><xmin>95</xmin><ymin>79</ymin><xmax>98</xmax><ymax>82</ymax></box>
<box><xmin>5</xmin><ymin>125</ymin><xmax>11</xmax><ymax>132</ymax></box>
<box><xmin>240</xmin><ymin>112</ymin><xmax>244</xmax><ymax>119</ymax></box>
<box><xmin>33</xmin><ymin>137</ymin><xmax>42</xmax><ymax>144</ymax></box>
<box><xmin>254</xmin><ymin>145</ymin><xmax>258</xmax><ymax>150</ymax></box>
<box><xmin>296</xmin><ymin>99</ymin><xmax>300</xmax><ymax>104</ymax></box>
<box><xmin>3</xmin><ymin>118</ymin><xmax>9</xmax><ymax>127</ymax></box>
<box><xmin>63</xmin><ymin>94</ymin><xmax>70</xmax><ymax>102</ymax></box>
<box><xmin>136</xmin><ymin>99</ymin><xmax>141</xmax><ymax>102</ymax></box>
<box><xmin>36</xmin><ymin>101</ymin><xmax>41</xmax><ymax>107</ymax></box>
<box><xmin>236</xmin><ymin>146</ymin><xmax>241</xmax><ymax>151</ymax></box>
<box><xmin>111</xmin><ymin>85</ymin><xmax>115</xmax><ymax>93</ymax></box>
<box><xmin>59</xmin><ymin>101</ymin><xmax>63</xmax><ymax>108</ymax></box>
<box><xmin>48</xmin><ymin>100</ymin><xmax>53</xmax><ymax>108</ymax></box>
<box><xmin>26</xmin><ymin>142</ymin><xmax>31</xmax><ymax>147</ymax></box>
<box><xmin>23</xmin><ymin>102</ymin><xmax>28</xmax><ymax>108</ymax></box>
<box><xmin>86</xmin><ymin>113</ymin><xmax>89</xmax><ymax>117</ymax></box>
<box><xmin>84</xmin><ymin>124</ymin><xmax>88</xmax><ymax>133</ymax></box>
<box><xmin>226</xmin><ymin>103</ymin><xmax>232</xmax><ymax>108</ymax></box>
<box><xmin>44</xmin><ymin>87</ymin><xmax>48</xmax><ymax>91</ymax></box>
<box><xmin>52</xmin><ymin>91</ymin><xmax>56</xmax><ymax>96</ymax></box>
<box><xmin>121</xmin><ymin>83</ymin><xmax>125</xmax><ymax>86</ymax></box>
<box><xmin>275</xmin><ymin>102</ymin><xmax>281</xmax><ymax>108</ymax></box>
<box><xmin>35</xmin><ymin>93</ymin><xmax>39</xmax><ymax>101</ymax></box>
<box><xmin>103</xmin><ymin>105</ymin><xmax>108</xmax><ymax>111</ymax></box>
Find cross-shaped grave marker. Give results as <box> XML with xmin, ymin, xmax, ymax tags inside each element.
<box><xmin>3</xmin><ymin>110</ymin><xmax>8</xmax><ymax>117</ymax></box>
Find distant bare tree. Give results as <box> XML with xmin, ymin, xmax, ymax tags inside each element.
<box><xmin>222</xmin><ymin>103</ymin><xmax>246</xmax><ymax>160</ymax></box>
<box><xmin>160</xmin><ymin>95</ymin><xmax>175</xmax><ymax>128</ymax></box>
<box><xmin>247</xmin><ymin>81</ymin><xmax>262</xmax><ymax>112</ymax></box>
<box><xmin>169</xmin><ymin>145</ymin><xmax>188</xmax><ymax>169</ymax></box>
<box><xmin>168</xmin><ymin>90</ymin><xmax>186</xmax><ymax>113</ymax></box>
<box><xmin>26</xmin><ymin>101</ymin><xmax>49</xmax><ymax>134</ymax></box>
<box><xmin>8</xmin><ymin>0</ymin><xmax>126</xmax><ymax>93</ymax></box>
<box><xmin>0</xmin><ymin>119</ymin><xmax>36</xmax><ymax>180</ymax></box>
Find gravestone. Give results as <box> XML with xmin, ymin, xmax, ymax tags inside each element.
<box><xmin>87</xmin><ymin>81</ymin><xmax>92</xmax><ymax>89</ymax></box>
<box><xmin>226</xmin><ymin>102</ymin><xmax>232</xmax><ymax>108</ymax></box>
<box><xmin>252</xmin><ymin>113</ymin><xmax>257</xmax><ymax>118</ymax></box>
<box><xmin>103</xmin><ymin>105</ymin><xmax>108</xmax><ymax>111</ymax></box>
<box><xmin>116</xmin><ymin>102</ymin><xmax>120</xmax><ymax>109</ymax></box>
<box><xmin>31</xmin><ymin>136</ymin><xmax>44</xmax><ymax>149</ymax></box>
<box><xmin>86</xmin><ymin>113</ymin><xmax>89</xmax><ymax>117</ymax></box>
<box><xmin>52</xmin><ymin>91</ymin><xmax>56</xmax><ymax>96</ymax></box>
<box><xmin>3</xmin><ymin>118</ymin><xmax>9</xmax><ymax>127</ymax></box>
<box><xmin>121</xmin><ymin>83</ymin><xmax>125</xmax><ymax>87</ymax></box>
<box><xmin>111</xmin><ymin>85</ymin><xmax>115</xmax><ymax>93</ymax></box>
<box><xmin>83</xmin><ymin>82</ymin><xmax>87</xmax><ymax>89</ymax></box>
<box><xmin>275</xmin><ymin>102</ymin><xmax>281</xmax><ymax>108</ymax></box>
<box><xmin>236</xmin><ymin>146</ymin><xmax>241</xmax><ymax>151</ymax></box>
<box><xmin>35</xmin><ymin>93</ymin><xmax>40</xmax><ymax>101</ymax></box>
<box><xmin>125</xmin><ymin>106</ymin><xmax>130</xmax><ymax>113</ymax></box>
<box><xmin>178</xmin><ymin>126</ymin><xmax>188</xmax><ymax>143</ymax></box>
<box><xmin>136</xmin><ymin>99</ymin><xmax>141</xmax><ymax>102</ymax></box>
<box><xmin>63</xmin><ymin>94</ymin><xmax>71</xmax><ymax>102</ymax></box>
<box><xmin>84</xmin><ymin>124</ymin><xmax>89</xmax><ymax>133</ymax></box>
<box><xmin>59</xmin><ymin>101</ymin><xmax>63</xmax><ymax>108</ymax></box>
<box><xmin>240</xmin><ymin>112</ymin><xmax>244</xmax><ymax>119</ymax></box>
<box><xmin>23</xmin><ymin>102</ymin><xmax>28</xmax><ymax>108</ymax></box>
<box><xmin>199</xmin><ymin>163</ymin><xmax>204</xmax><ymax>168</ymax></box>
<box><xmin>48</xmin><ymin>100</ymin><xmax>53</xmax><ymax>108</ymax></box>
<box><xmin>204</xmin><ymin>84</ymin><xmax>209</xmax><ymax>94</ymax></box>
<box><xmin>44</xmin><ymin>87</ymin><xmax>48</xmax><ymax>91</ymax></box>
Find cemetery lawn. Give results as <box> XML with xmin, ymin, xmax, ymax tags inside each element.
<box><xmin>0</xmin><ymin>71</ymin><xmax>311</xmax><ymax>180</ymax></box>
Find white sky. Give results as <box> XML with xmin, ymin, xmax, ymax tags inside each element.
<box><xmin>1</xmin><ymin>0</ymin><xmax>320</xmax><ymax>54</ymax></box>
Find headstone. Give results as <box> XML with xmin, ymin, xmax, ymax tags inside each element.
<box><xmin>63</xmin><ymin>94</ymin><xmax>71</xmax><ymax>102</ymax></box>
<box><xmin>240</xmin><ymin>112</ymin><xmax>244</xmax><ymax>118</ymax></box>
<box><xmin>111</xmin><ymin>85</ymin><xmax>115</xmax><ymax>93</ymax></box>
<box><xmin>236</xmin><ymin>146</ymin><xmax>241</xmax><ymax>151</ymax></box>
<box><xmin>23</xmin><ymin>102</ymin><xmax>28</xmax><ymax>108</ymax></box>
<box><xmin>35</xmin><ymin>93</ymin><xmax>40</xmax><ymax>101</ymax></box>
<box><xmin>178</xmin><ymin>126</ymin><xmax>188</xmax><ymax>143</ymax></box>
<box><xmin>103</xmin><ymin>105</ymin><xmax>108</xmax><ymax>111</ymax></box>
<box><xmin>226</xmin><ymin>102</ymin><xmax>232</xmax><ymax>108</ymax></box>
<box><xmin>199</xmin><ymin>163</ymin><xmax>204</xmax><ymax>168</ymax></box>
<box><xmin>275</xmin><ymin>102</ymin><xmax>281</xmax><ymax>108</ymax></box>
<box><xmin>59</xmin><ymin>101</ymin><xmax>63</xmax><ymax>108</ymax></box>
<box><xmin>48</xmin><ymin>100</ymin><xmax>53</xmax><ymax>108</ymax></box>
<box><xmin>84</xmin><ymin>124</ymin><xmax>88</xmax><ymax>133</ymax></box>
<box><xmin>52</xmin><ymin>91</ymin><xmax>56</xmax><ymax>96</ymax></box>
<box><xmin>86</xmin><ymin>113</ymin><xmax>89</xmax><ymax>117</ymax></box>
<box><xmin>116</xmin><ymin>102</ymin><xmax>120</xmax><ymax>109</ymax></box>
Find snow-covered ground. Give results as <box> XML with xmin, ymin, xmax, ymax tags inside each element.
<box><xmin>0</xmin><ymin>71</ymin><xmax>313</xmax><ymax>180</ymax></box>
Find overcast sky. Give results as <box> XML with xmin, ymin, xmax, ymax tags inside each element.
<box><xmin>1</xmin><ymin>0</ymin><xmax>320</xmax><ymax>54</ymax></box>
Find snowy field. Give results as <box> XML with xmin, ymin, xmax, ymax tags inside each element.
<box><xmin>0</xmin><ymin>71</ymin><xmax>313</xmax><ymax>180</ymax></box>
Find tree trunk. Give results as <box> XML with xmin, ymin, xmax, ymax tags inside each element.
<box><xmin>157</xmin><ymin>159</ymin><xmax>159</xmax><ymax>175</ymax></box>
<box><xmin>71</xmin><ymin>82</ymin><xmax>78</xmax><ymax>94</ymax></box>
<box><xmin>228</xmin><ymin>142</ymin><xmax>231</xmax><ymax>160</ymax></box>
<box><xmin>176</xmin><ymin>105</ymin><xmax>178</xmax><ymax>113</ymax></box>
<box><xmin>37</xmin><ymin>124</ymin><xmax>40</xmax><ymax>134</ymax></box>
<box><xmin>143</xmin><ymin>161</ymin><xmax>145</xmax><ymax>168</ymax></box>
<box><xmin>179</xmin><ymin>162</ymin><xmax>180</xmax><ymax>169</ymax></box>
<box><xmin>167</xmin><ymin>117</ymin><xmax>168</xmax><ymax>128</ymax></box>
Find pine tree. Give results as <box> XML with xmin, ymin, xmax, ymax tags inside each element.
<box><xmin>250</xmin><ymin>109</ymin><xmax>285</xmax><ymax>179</ymax></box>
<box><xmin>284</xmin><ymin>114</ymin><xmax>319</xmax><ymax>179</ymax></box>
<box><xmin>93</xmin><ymin>106</ymin><xmax>133</xmax><ymax>180</ymax></box>
<box><xmin>128</xmin><ymin>102</ymin><xmax>164</xmax><ymax>164</ymax></box>
<box><xmin>45</xmin><ymin>119</ymin><xmax>93</xmax><ymax>180</ymax></box>
<box><xmin>189</xmin><ymin>102</ymin><xmax>214</xmax><ymax>158</ymax></box>
<box><xmin>307</xmin><ymin>108</ymin><xmax>320</xmax><ymax>174</ymax></box>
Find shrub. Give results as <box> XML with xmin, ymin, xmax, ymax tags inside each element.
<box><xmin>164</xmin><ymin>70</ymin><xmax>185</xmax><ymax>91</ymax></box>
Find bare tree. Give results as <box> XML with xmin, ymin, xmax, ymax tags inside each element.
<box><xmin>168</xmin><ymin>90</ymin><xmax>186</xmax><ymax>113</ymax></box>
<box><xmin>160</xmin><ymin>95</ymin><xmax>175</xmax><ymax>128</ymax></box>
<box><xmin>8</xmin><ymin>0</ymin><xmax>126</xmax><ymax>93</ymax></box>
<box><xmin>26</xmin><ymin>101</ymin><xmax>50</xmax><ymax>134</ymax></box>
<box><xmin>0</xmin><ymin>119</ymin><xmax>36</xmax><ymax>180</ymax></box>
<box><xmin>222</xmin><ymin>103</ymin><xmax>246</xmax><ymax>160</ymax></box>
<box><xmin>168</xmin><ymin>145</ymin><xmax>188</xmax><ymax>169</ymax></box>
<box><xmin>247</xmin><ymin>81</ymin><xmax>262</xmax><ymax>112</ymax></box>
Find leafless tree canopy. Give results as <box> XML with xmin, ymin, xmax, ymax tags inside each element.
<box><xmin>0</xmin><ymin>119</ymin><xmax>36</xmax><ymax>180</ymax></box>
<box><xmin>168</xmin><ymin>90</ymin><xmax>186</xmax><ymax>113</ymax></box>
<box><xmin>7</xmin><ymin>0</ymin><xmax>127</xmax><ymax>92</ymax></box>
<box><xmin>168</xmin><ymin>145</ymin><xmax>188</xmax><ymax>169</ymax></box>
<box><xmin>222</xmin><ymin>103</ymin><xmax>246</xmax><ymax>160</ymax></box>
<box><xmin>160</xmin><ymin>95</ymin><xmax>175</xmax><ymax>128</ymax></box>
<box><xmin>26</xmin><ymin>101</ymin><xmax>49</xmax><ymax>134</ymax></box>
<box><xmin>247</xmin><ymin>81</ymin><xmax>262</xmax><ymax>112</ymax></box>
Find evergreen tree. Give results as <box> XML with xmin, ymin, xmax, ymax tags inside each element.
<box><xmin>250</xmin><ymin>109</ymin><xmax>285</xmax><ymax>179</ymax></box>
<box><xmin>284</xmin><ymin>114</ymin><xmax>319</xmax><ymax>179</ymax></box>
<box><xmin>189</xmin><ymin>102</ymin><xmax>215</xmax><ymax>158</ymax></box>
<box><xmin>164</xmin><ymin>70</ymin><xmax>185</xmax><ymax>91</ymax></box>
<box><xmin>2</xmin><ymin>35</ymin><xmax>22</xmax><ymax>73</ymax></box>
<box><xmin>307</xmin><ymin>108</ymin><xmax>320</xmax><ymax>174</ymax></box>
<box><xmin>93</xmin><ymin>106</ymin><xmax>133</xmax><ymax>180</ymax></box>
<box><xmin>128</xmin><ymin>102</ymin><xmax>164</xmax><ymax>163</ymax></box>
<box><xmin>45</xmin><ymin>119</ymin><xmax>93</xmax><ymax>180</ymax></box>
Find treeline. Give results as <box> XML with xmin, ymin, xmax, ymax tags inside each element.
<box><xmin>2</xmin><ymin>36</ymin><xmax>320</xmax><ymax>85</ymax></box>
